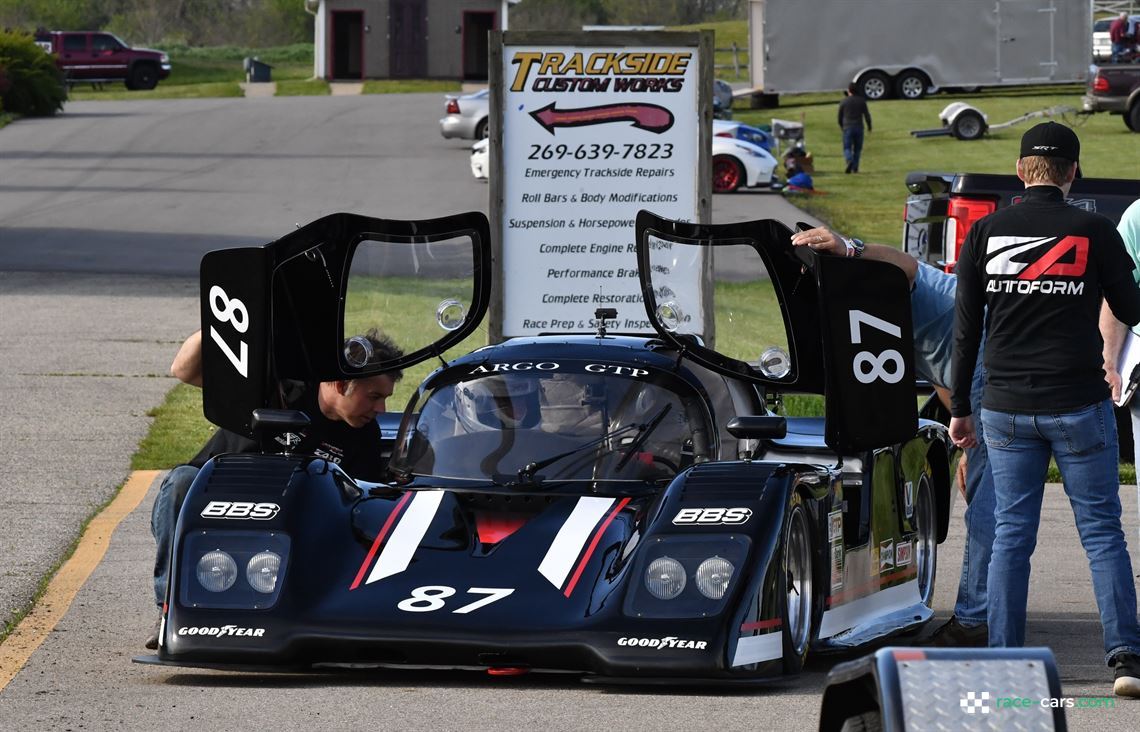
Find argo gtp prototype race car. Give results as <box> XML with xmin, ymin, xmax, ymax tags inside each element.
<box><xmin>137</xmin><ymin>210</ymin><xmax>953</xmax><ymax>681</ymax></box>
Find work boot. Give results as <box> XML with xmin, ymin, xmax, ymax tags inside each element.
<box><xmin>925</xmin><ymin>615</ymin><xmax>988</xmax><ymax>647</ymax></box>
<box><xmin>1113</xmin><ymin>652</ymin><xmax>1140</xmax><ymax>698</ymax></box>
<box><xmin>144</xmin><ymin>612</ymin><xmax>162</xmax><ymax>650</ymax></box>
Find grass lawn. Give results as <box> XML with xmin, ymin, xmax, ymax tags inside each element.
<box><xmin>733</xmin><ymin>86</ymin><xmax>1140</xmax><ymax>245</ymax></box>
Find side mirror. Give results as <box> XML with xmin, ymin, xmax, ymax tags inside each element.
<box><xmin>251</xmin><ymin>409</ymin><xmax>310</xmax><ymax>453</ymax></box>
<box><xmin>726</xmin><ymin>416</ymin><xmax>788</xmax><ymax>440</ymax></box>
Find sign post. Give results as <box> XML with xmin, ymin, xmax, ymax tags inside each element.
<box><xmin>488</xmin><ymin>30</ymin><xmax>712</xmax><ymax>342</ymax></box>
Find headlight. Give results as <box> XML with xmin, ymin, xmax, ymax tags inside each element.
<box><xmin>246</xmin><ymin>551</ymin><xmax>282</xmax><ymax>594</ymax></box>
<box><xmin>197</xmin><ymin>550</ymin><xmax>238</xmax><ymax>592</ymax></box>
<box><xmin>695</xmin><ymin>556</ymin><xmax>734</xmax><ymax>599</ymax></box>
<box><xmin>624</xmin><ymin>534</ymin><xmax>750</xmax><ymax>619</ymax></box>
<box><xmin>180</xmin><ymin>530</ymin><xmax>290</xmax><ymax>609</ymax></box>
<box><xmin>645</xmin><ymin>556</ymin><xmax>686</xmax><ymax>599</ymax></box>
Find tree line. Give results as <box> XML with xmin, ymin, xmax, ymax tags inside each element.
<box><xmin>0</xmin><ymin>0</ymin><xmax>311</xmax><ymax>47</ymax></box>
<box><xmin>1</xmin><ymin>0</ymin><xmax>746</xmax><ymax>47</ymax></box>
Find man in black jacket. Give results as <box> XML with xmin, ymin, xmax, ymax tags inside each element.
<box><xmin>950</xmin><ymin>122</ymin><xmax>1140</xmax><ymax>697</ymax></box>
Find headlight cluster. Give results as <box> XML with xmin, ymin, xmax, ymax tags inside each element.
<box><xmin>196</xmin><ymin>550</ymin><xmax>282</xmax><ymax>594</ymax></box>
<box><xmin>645</xmin><ymin>555</ymin><xmax>734</xmax><ymax>600</ymax></box>
<box><xmin>625</xmin><ymin>535</ymin><xmax>750</xmax><ymax>619</ymax></box>
<box><xmin>180</xmin><ymin>531</ymin><xmax>290</xmax><ymax>610</ymax></box>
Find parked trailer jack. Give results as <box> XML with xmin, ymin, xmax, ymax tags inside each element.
<box><xmin>911</xmin><ymin>102</ymin><xmax>1088</xmax><ymax>141</ymax></box>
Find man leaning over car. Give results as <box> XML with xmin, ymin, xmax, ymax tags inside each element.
<box><xmin>789</xmin><ymin>225</ymin><xmax>992</xmax><ymax>649</ymax></box>
<box><xmin>146</xmin><ymin>329</ymin><xmax>403</xmax><ymax>649</ymax></box>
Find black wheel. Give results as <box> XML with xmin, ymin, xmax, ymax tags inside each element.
<box><xmin>858</xmin><ymin>71</ymin><xmax>891</xmax><ymax>100</ymax></box>
<box><xmin>1127</xmin><ymin>103</ymin><xmax>1140</xmax><ymax>133</ymax></box>
<box><xmin>895</xmin><ymin>70</ymin><xmax>928</xmax><ymax>100</ymax></box>
<box><xmin>128</xmin><ymin>63</ymin><xmax>158</xmax><ymax>91</ymax></box>
<box><xmin>474</xmin><ymin>118</ymin><xmax>489</xmax><ymax>139</ymax></box>
<box><xmin>840</xmin><ymin>711</ymin><xmax>882</xmax><ymax>732</ymax></box>
<box><xmin>950</xmin><ymin>110</ymin><xmax>987</xmax><ymax>140</ymax></box>
<box><xmin>914</xmin><ymin>472</ymin><xmax>938</xmax><ymax>607</ymax></box>
<box><xmin>712</xmin><ymin>155</ymin><xmax>744</xmax><ymax>193</ymax></box>
<box><xmin>781</xmin><ymin>496</ymin><xmax>814</xmax><ymax>673</ymax></box>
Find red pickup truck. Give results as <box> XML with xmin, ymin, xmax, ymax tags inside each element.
<box><xmin>33</xmin><ymin>30</ymin><xmax>171</xmax><ymax>90</ymax></box>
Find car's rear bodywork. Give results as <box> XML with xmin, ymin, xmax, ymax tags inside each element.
<box><xmin>139</xmin><ymin>211</ymin><xmax>950</xmax><ymax>681</ymax></box>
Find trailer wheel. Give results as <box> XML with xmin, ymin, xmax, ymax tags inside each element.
<box><xmin>895</xmin><ymin>70</ymin><xmax>928</xmax><ymax>100</ymax></box>
<box><xmin>1127</xmin><ymin>103</ymin><xmax>1139</xmax><ymax>133</ymax></box>
<box><xmin>857</xmin><ymin>71</ymin><xmax>891</xmax><ymax>100</ymax></box>
<box><xmin>950</xmin><ymin>110</ymin><xmax>987</xmax><ymax>140</ymax></box>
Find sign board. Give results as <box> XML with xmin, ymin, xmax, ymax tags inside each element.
<box><xmin>489</xmin><ymin>31</ymin><xmax>712</xmax><ymax>341</ymax></box>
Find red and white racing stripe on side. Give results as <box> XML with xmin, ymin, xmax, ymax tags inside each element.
<box><xmin>350</xmin><ymin>491</ymin><xmax>445</xmax><ymax>589</ymax></box>
<box><xmin>538</xmin><ymin>496</ymin><xmax>629</xmax><ymax>597</ymax></box>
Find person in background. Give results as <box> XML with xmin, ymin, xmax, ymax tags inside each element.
<box><xmin>146</xmin><ymin>328</ymin><xmax>403</xmax><ymax>649</ymax></box>
<box><xmin>1099</xmin><ymin>197</ymin><xmax>1140</xmax><ymax>543</ymax></box>
<box><xmin>837</xmin><ymin>83</ymin><xmax>872</xmax><ymax>174</ymax></box>
<box><xmin>950</xmin><ymin>122</ymin><xmax>1140</xmax><ymax>698</ymax></box>
<box><xmin>791</xmin><ymin>226</ymin><xmax>992</xmax><ymax>647</ymax></box>
<box><xmin>1110</xmin><ymin>12</ymin><xmax>1133</xmax><ymax>63</ymax></box>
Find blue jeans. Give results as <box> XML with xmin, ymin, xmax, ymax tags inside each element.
<box><xmin>842</xmin><ymin>126</ymin><xmax>864</xmax><ymax>171</ymax></box>
<box><xmin>981</xmin><ymin>399</ymin><xmax>1140</xmax><ymax>664</ymax></box>
<box><xmin>954</xmin><ymin>370</ymin><xmax>993</xmax><ymax>626</ymax></box>
<box><xmin>150</xmin><ymin>464</ymin><xmax>200</xmax><ymax>607</ymax></box>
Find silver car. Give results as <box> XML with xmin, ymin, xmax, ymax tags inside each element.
<box><xmin>439</xmin><ymin>88</ymin><xmax>489</xmax><ymax>139</ymax></box>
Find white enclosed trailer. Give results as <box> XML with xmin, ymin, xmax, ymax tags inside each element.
<box><xmin>748</xmin><ymin>0</ymin><xmax>1092</xmax><ymax>101</ymax></box>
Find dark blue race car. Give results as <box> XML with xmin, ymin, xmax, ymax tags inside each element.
<box><xmin>137</xmin><ymin>210</ymin><xmax>952</xmax><ymax>681</ymax></box>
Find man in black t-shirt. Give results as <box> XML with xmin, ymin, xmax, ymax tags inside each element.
<box><xmin>146</xmin><ymin>329</ymin><xmax>403</xmax><ymax>648</ymax></box>
<box><xmin>950</xmin><ymin>122</ymin><xmax>1140</xmax><ymax>698</ymax></box>
<box><xmin>837</xmin><ymin>83</ymin><xmax>872</xmax><ymax>174</ymax></box>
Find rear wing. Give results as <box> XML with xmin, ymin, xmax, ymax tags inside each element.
<box><xmin>200</xmin><ymin>211</ymin><xmax>492</xmax><ymax>437</ymax></box>
<box><xmin>635</xmin><ymin>211</ymin><xmax>916</xmax><ymax>453</ymax></box>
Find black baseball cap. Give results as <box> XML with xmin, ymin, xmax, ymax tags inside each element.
<box><xmin>1019</xmin><ymin>121</ymin><xmax>1080</xmax><ymax>162</ymax></box>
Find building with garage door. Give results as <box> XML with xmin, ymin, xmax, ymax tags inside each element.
<box><xmin>307</xmin><ymin>0</ymin><xmax>511</xmax><ymax>81</ymax></box>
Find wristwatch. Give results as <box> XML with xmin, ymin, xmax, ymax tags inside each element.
<box><xmin>842</xmin><ymin>236</ymin><xmax>865</xmax><ymax>258</ymax></box>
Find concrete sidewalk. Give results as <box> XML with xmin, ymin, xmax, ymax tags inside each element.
<box><xmin>239</xmin><ymin>81</ymin><xmax>364</xmax><ymax>97</ymax></box>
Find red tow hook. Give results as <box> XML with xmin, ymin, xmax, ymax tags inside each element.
<box><xmin>486</xmin><ymin>666</ymin><xmax>530</xmax><ymax>677</ymax></box>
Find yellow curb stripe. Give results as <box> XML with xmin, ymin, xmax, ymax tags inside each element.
<box><xmin>0</xmin><ymin>469</ymin><xmax>159</xmax><ymax>691</ymax></box>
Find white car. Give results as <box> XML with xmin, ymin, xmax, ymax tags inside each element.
<box><xmin>470</xmin><ymin>138</ymin><xmax>489</xmax><ymax>180</ymax></box>
<box><xmin>469</xmin><ymin>134</ymin><xmax>778</xmax><ymax>193</ymax></box>
<box><xmin>711</xmin><ymin>135</ymin><xmax>779</xmax><ymax>193</ymax></box>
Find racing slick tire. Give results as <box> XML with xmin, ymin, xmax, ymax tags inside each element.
<box><xmin>780</xmin><ymin>494</ymin><xmax>815</xmax><ymax>673</ymax></box>
<box><xmin>856</xmin><ymin>71</ymin><xmax>892</xmax><ymax>101</ymax></box>
<box><xmin>894</xmin><ymin>70</ymin><xmax>928</xmax><ymax>100</ymax></box>
<box><xmin>839</xmin><ymin>711</ymin><xmax>882</xmax><ymax>732</ymax></box>
<box><xmin>914</xmin><ymin>471</ymin><xmax>938</xmax><ymax>607</ymax></box>
<box><xmin>712</xmin><ymin>155</ymin><xmax>744</xmax><ymax>193</ymax></box>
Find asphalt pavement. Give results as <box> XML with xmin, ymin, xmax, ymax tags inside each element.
<box><xmin>1</xmin><ymin>94</ymin><xmax>1137</xmax><ymax>730</ymax></box>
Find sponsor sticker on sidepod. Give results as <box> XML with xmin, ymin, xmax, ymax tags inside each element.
<box><xmin>618</xmin><ymin>636</ymin><xmax>708</xmax><ymax>650</ymax></box>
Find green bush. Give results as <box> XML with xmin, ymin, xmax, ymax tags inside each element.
<box><xmin>0</xmin><ymin>29</ymin><xmax>66</xmax><ymax>116</ymax></box>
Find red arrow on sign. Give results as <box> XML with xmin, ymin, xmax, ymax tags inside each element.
<box><xmin>528</xmin><ymin>102</ymin><xmax>675</xmax><ymax>135</ymax></box>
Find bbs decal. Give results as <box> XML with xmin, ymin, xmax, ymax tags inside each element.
<box><xmin>672</xmin><ymin>507</ymin><xmax>752</xmax><ymax>525</ymax></box>
<box><xmin>200</xmin><ymin>501</ymin><xmax>280</xmax><ymax>520</ymax></box>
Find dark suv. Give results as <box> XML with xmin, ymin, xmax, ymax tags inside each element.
<box><xmin>1083</xmin><ymin>64</ymin><xmax>1140</xmax><ymax>132</ymax></box>
<box><xmin>34</xmin><ymin>30</ymin><xmax>171</xmax><ymax>90</ymax></box>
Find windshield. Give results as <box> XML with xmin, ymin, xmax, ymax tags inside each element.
<box><xmin>390</xmin><ymin>362</ymin><xmax>714</xmax><ymax>484</ymax></box>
